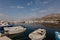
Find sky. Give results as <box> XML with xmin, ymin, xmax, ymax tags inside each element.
<box><xmin>0</xmin><ymin>0</ymin><xmax>60</xmax><ymax>20</ymax></box>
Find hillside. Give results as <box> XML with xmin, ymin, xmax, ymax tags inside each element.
<box><xmin>40</xmin><ymin>14</ymin><xmax>60</xmax><ymax>21</ymax></box>
<box><xmin>39</xmin><ymin>14</ymin><xmax>60</xmax><ymax>29</ymax></box>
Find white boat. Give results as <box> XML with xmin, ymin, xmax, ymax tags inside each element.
<box><xmin>55</xmin><ymin>31</ymin><xmax>60</xmax><ymax>40</ymax></box>
<box><xmin>4</xmin><ymin>26</ymin><xmax>26</xmax><ymax>38</ymax></box>
<box><xmin>29</xmin><ymin>29</ymin><xmax>46</xmax><ymax>40</ymax></box>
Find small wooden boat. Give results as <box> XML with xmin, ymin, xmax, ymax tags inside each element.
<box><xmin>4</xmin><ymin>26</ymin><xmax>26</xmax><ymax>38</ymax></box>
<box><xmin>29</xmin><ymin>29</ymin><xmax>46</xmax><ymax>40</ymax></box>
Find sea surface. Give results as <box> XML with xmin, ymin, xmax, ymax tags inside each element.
<box><xmin>11</xmin><ymin>23</ymin><xmax>60</xmax><ymax>40</ymax></box>
<box><xmin>0</xmin><ymin>23</ymin><xmax>60</xmax><ymax>40</ymax></box>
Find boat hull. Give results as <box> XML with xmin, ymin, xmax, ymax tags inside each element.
<box><xmin>55</xmin><ymin>31</ymin><xmax>60</xmax><ymax>40</ymax></box>
<box><xmin>5</xmin><ymin>31</ymin><xmax>25</xmax><ymax>38</ymax></box>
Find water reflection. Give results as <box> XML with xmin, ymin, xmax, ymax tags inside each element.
<box><xmin>12</xmin><ymin>23</ymin><xmax>60</xmax><ymax>40</ymax></box>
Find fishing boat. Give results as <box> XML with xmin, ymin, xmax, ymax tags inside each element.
<box><xmin>29</xmin><ymin>29</ymin><xmax>46</xmax><ymax>40</ymax></box>
<box><xmin>0</xmin><ymin>21</ymin><xmax>26</xmax><ymax>38</ymax></box>
<box><xmin>4</xmin><ymin>26</ymin><xmax>26</xmax><ymax>38</ymax></box>
<box><xmin>55</xmin><ymin>31</ymin><xmax>60</xmax><ymax>40</ymax></box>
<box><xmin>0</xmin><ymin>21</ymin><xmax>14</xmax><ymax>34</ymax></box>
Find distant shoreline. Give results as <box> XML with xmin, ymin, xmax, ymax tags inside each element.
<box><xmin>41</xmin><ymin>23</ymin><xmax>60</xmax><ymax>29</ymax></box>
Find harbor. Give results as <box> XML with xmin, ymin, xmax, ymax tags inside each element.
<box><xmin>0</xmin><ymin>20</ymin><xmax>60</xmax><ymax>40</ymax></box>
<box><xmin>0</xmin><ymin>20</ymin><xmax>27</xmax><ymax>40</ymax></box>
<box><xmin>0</xmin><ymin>17</ymin><xmax>60</xmax><ymax>40</ymax></box>
<box><xmin>10</xmin><ymin>23</ymin><xmax>59</xmax><ymax>40</ymax></box>
<box><xmin>0</xmin><ymin>0</ymin><xmax>60</xmax><ymax>40</ymax></box>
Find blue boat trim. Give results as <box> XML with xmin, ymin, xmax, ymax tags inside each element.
<box><xmin>55</xmin><ymin>31</ymin><xmax>60</xmax><ymax>40</ymax></box>
<box><xmin>0</xmin><ymin>24</ymin><xmax>14</xmax><ymax>33</ymax></box>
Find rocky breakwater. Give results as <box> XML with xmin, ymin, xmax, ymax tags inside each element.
<box><xmin>29</xmin><ymin>29</ymin><xmax>46</xmax><ymax>40</ymax></box>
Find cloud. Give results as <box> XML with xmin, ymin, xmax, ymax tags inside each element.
<box><xmin>23</xmin><ymin>12</ymin><xmax>39</xmax><ymax>20</ymax></box>
<box><xmin>39</xmin><ymin>7</ymin><xmax>60</xmax><ymax>13</ymax></box>
<box><xmin>0</xmin><ymin>13</ymin><xmax>7</xmax><ymax>19</ymax></box>
<box><xmin>37</xmin><ymin>7</ymin><xmax>60</xmax><ymax>17</ymax></box>
<box><xmin>0</xmin><ymin>13</ymin><xmax>4</xmax><ymax>16</ymax></box>
<box><xmin>42</xmin><ymin>1</ymin><xmax>48</xmax><ymax>4</ymax></box>
<box><xmin>27</xmin><ymin>1</ymin><xmax>33</xmax><ymax>6</ymax></box>
<box><xmin>0</xmin><ymin>8</ymin><xmax>3</xmax><ymax>9</ymax></box>
<box><xmin>0</xmin><ymin>13</ymin><xmax>12</xmax><ymax>20</ymax></box>
<box><xmin>9</xmin><ymin>6</ymin><xmax>24</xmax><ymax>9</ymax></box>
<box><xmin>9</xmin><ymin>6</ymin><xmax>16</xmax><ymax>8</ymax></box>
<box><xmin>31</xmin><ymin>6</ymin><xmax>60</xmax><ymax>14</ymax></box>
<box><xmin>31</xmin><ymin>8</ymin><xmax>40</xmax><ymax>11</ymax></box>
<box><xmin>17</xmin><ymin>6</ymin><xmax>24</xmax><ymax>8</ymax></box>
<box><xmin>29</xmin><ymin>6</ymin><xmax>60</xmax><ymax>18</ymax></box>
<box><xmin>34</xmin><ymin>0</ymin><xmax>53</xmax><ymax>6</ymax></box>
<box><xmin>35</xmin><ymin>0</ymin><xmax>41</xmax><ymax>6</ymax></box>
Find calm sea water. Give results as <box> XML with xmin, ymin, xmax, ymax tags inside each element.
<box><xmin>11</xmin><ymin>23</ymin><xmax>60</xmax><ymax>40</ymax></box>
<box><xmin>1</xmin><ymin>23</ymin><xmax>60</xmax><ymax>40</ymax></box>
